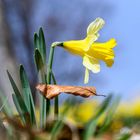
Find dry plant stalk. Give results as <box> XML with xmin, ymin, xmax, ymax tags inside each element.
<box><xmin>36</xmin><ymin>84</ymin><xmax>98</xmax><ymax>99</ymax></box>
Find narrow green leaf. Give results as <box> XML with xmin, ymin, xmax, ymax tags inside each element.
<box><xmin>7</xmin><ymin>70</ymin><xmax>29</xmax><ymax>124</ymax></box>
<box><xmin>19</xmin><ymin>65</ymin><xmax>36</xmax><ymax>125</ymax></box>
<box><xmin>45</xmin><ymin>47</ymin><xmax>55</xmax><ymax>118</ymax></box>
<box><xmin>34</xmin><ymin>33</ymin><xmax>40</xmax><ymax>49</ymax></box>
<box><xmin>39</xmin><ymin>27</ymin><xmax>46</xmax><ymax>63</ymax></box>
<box><xmin>34</xmin><ymin>48</ymin><xmax>46</xmax><ymax>83</ymax></box>
<box><xmin>0</xmin><ymin>91</ymin><xmax>13</xmax><ymax>117</ymax></box>
<box><xmin>0</xmin><ymin>97</ymin><xmax>8</xmax><ymax>112</ymax></box>
<box><xmin>117</xmin><ymin>133</ymin><xmax>131</xmax><ymax>140</ymax></box>
<box><xmin>47</xmin><ymin>47</ymin><xmax>54</xmax><ymax>84</ymax></box>
<box><xmin>83</xmin><ymin>94</ymin><xmax>112</xmax><ymax>140</ymax></box>
<box><xmin>50</xmin><ymin>119</ymin><xmax>64</xmax><ymax>140</ymax></box>
<box><xmin>34</xmin><ymin>49</ymin><xmax>47</xmax><ymax>128</ymax></box>
<box><xmin>51</xmin><ymin>70</ymin><xmax>57</xmax><ymax>84</ymax></box>
<box><xmin>50</xmin><ymin>101</ymin><xmax>71</xmax><ymax>140</ymax></box>
<box><xmin>51</xmin><ymin>70</ymin><xmax>59</xmax><ymax>116</ymax></box>
<box><xmin>95</xmin><ymin>94</ymin><xmax>112</xmax><ymax>118</ymax></box>
<box><xmin>7</xmin><ymin>70</ymin><xmax>21</xmax><ymax>98</ymax></box>
<box><xmin>39</xmin><ymin>95</ymin><xmax>46</xmax><ymax>128</ymax></box>
<box><xmin>12</xmin><ymin>94</ymin><xmax>26</xmax><ymax>124</ymax></box>
<box><xmin>34</xmin><ymin>48</ymin><xmax>44</xmax><ymax>72</ymax></box>
<box><xmin>83</xmin><ymin>119</ymin><xmax>97</xmax><ymax>140</ymax></box>
<box><xmin>34</xmin><ymin>28</ymin><xmax>49</xmax><ymax>128</ymax></box>
<box><xmin>30</xmin><ymin>97</ymin><xmax>37</xmax><ymax>126</ymax></box>
<box><xmin>20</xmin><ymin>65</ymin><xmax>30</xmax><ymax>111</ymax></box>
<box><xmin>97</xmin><ymin>96</ymin><xmax>120</xmax><ymax>135</ymax></box>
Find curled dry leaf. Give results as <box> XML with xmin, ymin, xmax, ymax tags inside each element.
<box><xmin>36</xmin><ymin>84</ymin><xmax>100</xmax><ymax>99</ymax></box>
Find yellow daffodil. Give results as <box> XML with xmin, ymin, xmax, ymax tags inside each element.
<box><xmin>52</xmin><ymin>18</ymin><xmax>117</xmax><ymax>83</ymax></box>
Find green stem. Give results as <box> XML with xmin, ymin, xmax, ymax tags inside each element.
<box><xmin>54</xmin><ymin>96</ymin><xmax>59</xmax><ymax>116</ymax></box>
<box><xmin>47</xmin><ymin>46</ymin><xmax>55</xmax><ymax>115</ymax></box>
<box><xmin>40</xmin><ymin>67</ymin><xmax>47</xmax><ymax>128</ymax></box>
<box><xmin>47</xmin><ymin>47</ymin><xmax>55</xmax><ymax>83</ymax></box>
<box><xmin>51</xmin><ymin>71</ymin><xmax>59</xmax><ymax>116</ymax></box>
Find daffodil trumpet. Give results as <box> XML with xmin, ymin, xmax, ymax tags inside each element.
<box><xmin>52</xmin><ymin>18</ymin><xmax>117</xmax><ymax>84</ymax></box>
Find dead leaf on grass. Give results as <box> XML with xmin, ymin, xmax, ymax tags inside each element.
<box><xmin>36</xmin><ymin>84</ymin><xmax>104</xmax><ymax>99</ymax></box>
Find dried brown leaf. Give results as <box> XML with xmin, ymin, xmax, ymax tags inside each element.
<box><xmin>36</xmin><ymin>84</ymin><xmax>98</xmax><ymax>99</ymax></box>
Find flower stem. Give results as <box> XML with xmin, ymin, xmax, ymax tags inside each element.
<box><xmin>47</xmin><ymin>47</ymin><xmax>54</xmax><ymax>83</ymax></box>
<box><xmin>54</xmin><ymin>96</ymin><xmax>59</xmax><ymax>115</ymax></box>
<box><xmin>47</xmin><ymin>46</ymin><xmax>59</xmax><ymax>116</ymax></box>
<box><xmin>51</xmin><ymin>71</ymin><xmax>59</xmax><ymax>116</ymax></box>
<box><xmin>46</xmin><ymin>47</ymin><xmax>54</xmax><ymax>115</ymax></box>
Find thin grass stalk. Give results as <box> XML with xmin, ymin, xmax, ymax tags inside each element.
<box><xmin>47</xmin><ymin>47</ymin><xmax>55</xmax><ymax>82</ymax></box>
<box><xmin>47</xmin><ymin>46</ymin><xmax>58</xmax><ymax>116</ymax></box>
<box><xmin>34</xmin><ymin>47</ymin><xmax>47</xmax><ymax>128</ymax></box>
<box><xmin>39</xmin><ymin>69</ymin><xmax>46</xmax><ymax>128</ymax></box>
<box><xmin>51</xmin><ymin>71</ymin><xmax>59</xmax><ymax>116</ymax></box>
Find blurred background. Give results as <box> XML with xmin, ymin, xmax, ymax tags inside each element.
<box><xmin>0</xmin><ymin>0</ymin><xmax>140</xmax><ymax>101</ymax></box>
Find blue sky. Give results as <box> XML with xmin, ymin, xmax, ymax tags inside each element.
<box><xmin>100</xmin><ymin>0</ymin><xmax>140</xmax><ymax>99</ymax></box>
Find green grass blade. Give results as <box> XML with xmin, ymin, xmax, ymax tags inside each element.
<box><xmin>12</xmin><ymin>94</ymin><xmax>26</xmax><ymax>124</ymax></box>
<box><xmin>38</xmin><ymin>28</ymin><xmax>51</xmax><ymax>119</ymax></box>
<box><xmin>7</xmin><ymin>70</ymin><xmax>30</xmax><ymax>124</ymax></box>
<box><xmin>47</xmin><ymin>47</ymin><xmax>54</xmax><ymax>84</ymax></box>
<box><xmin>51</xmin><ymin>70</ymin><xmax>59</xmax><ymax>116</ymax></box>
<box><xmin>0</xmin><ymin>91</ymin><xmax>13</xmax><ymax>117</ymax></box>
<box><xmin>95</xmin><ymin>94</ymin><xmax>112</xmax><ymax>118</ymax></box>
<box><xmin>34</xmin><ymin>48</ymin><xmax>47</xmax><ymax>128</ymax></box>
<box><xmin>34</xmin><ymin>33</ymin><xmax>40</xmax><ymax>50</ymax></box>
<box><xmin>50</xmin><ymin>119</ymin><xmax>64</xmax><ymax>140</ymax></box>
<box><xmin>34</xmin><ymin>49</ymin><xmax>44</xmax><ymax>72</ymax></box>
<box><xmin>45</xmin><ymin>47</ymin><xmax>55</xmax><ymax>117</ymax></box>
<box><xmin>51</xmin><ymin>70</ymin><xmax>56</xmax><ymax>84</ymax></box>
<box><xmin>19</xmin><ymin>65</ymin><xmax>30</xmax><ymax>111</ymax></box>
<box><xmin>83</xmin><ymin>94</ymin><xmax>112</xmax><ymax>140</ymax></box>
<box><xmin>117</xmin><ymin>133</ymin><xmax>131</xmax><ymax>140</ymax></box>
<box><xmin>19</xmin><ymin>65</ymin><xmax>36</xmax><ymax>125</ymax></box>
<box><xmin>83</xmin><ymin>119</ymin><xmax>97</xmax><ymax>140</ymax></box>
<box><xmin>97</xmin><ymin>96</ymin><xmax>120</xmax><ymax>135</ymax></box>
<box><xmin>50</xmin><ymin>100</ymin><xmax>72</xmax><ymax>140</ymax></box>
<box><xmin>7</xmin><ymin>70</ymin><xmax>21</xmax><ymax>98</ymax></box>
<box><xmin>34</xmin><ymin>28</ymin><xmax>49</xmax><ymax>128</ymax></box>
<box><xmin>0</xmin><ymin>96</ymin><xmax>8</xmax><ymax>112</ymax></box>
<box><xmin>34</xmin><ymin>49</ymin><xmax>47</xmax><ymax>83</ymax></box>
<box><xmin>39</xmin><ymin>96</ymin><xmax>46</xmax><ymax>128</ymax></box>
<box><xmin>39</xmin><ymin>27</ymin><xmax>46</xmax><ymax>63</ymax></box>
<box><xmin>7</xmin><ymin>71</ymin><xmax>28</xmax><ymax>112</ymax></box>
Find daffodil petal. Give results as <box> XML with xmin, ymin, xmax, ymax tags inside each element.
<box><xmin>83</xmin><ymin>56</ymin><xmax>100</xmax><ymax>73</ymax></box>
<box><xmin>105</xmin><ymin>58</ymin><xmax>114</xmax><ymax>67</ymax></box>
<box><xmin>84</xmin><ymin>35</ymin><xmax>99</xmax><ymax>51</ymax></box>
<box><xmin>85</xmin><ymin>18</ymin><xmax>105</xmax><ymax>51</ymax></box>
<box><xmin>87</xmin><ymin>18</ymin><xmax>105</xmax><ymax>36</ymax></box>
<box><xmin>90</xmin><ymin>38</ymin><xmax>116</xmax><ymax>67</ymax></box>
<box><xmin>84</xmin><ymin>68</ymin><xmax>89</xmax><ymax>84</ymax></box>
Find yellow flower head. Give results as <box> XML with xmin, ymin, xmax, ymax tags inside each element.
<box><xmin>52</xmin><ymin>18</ymin><xmax>117</xmax><ymax>83</ymax></box>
